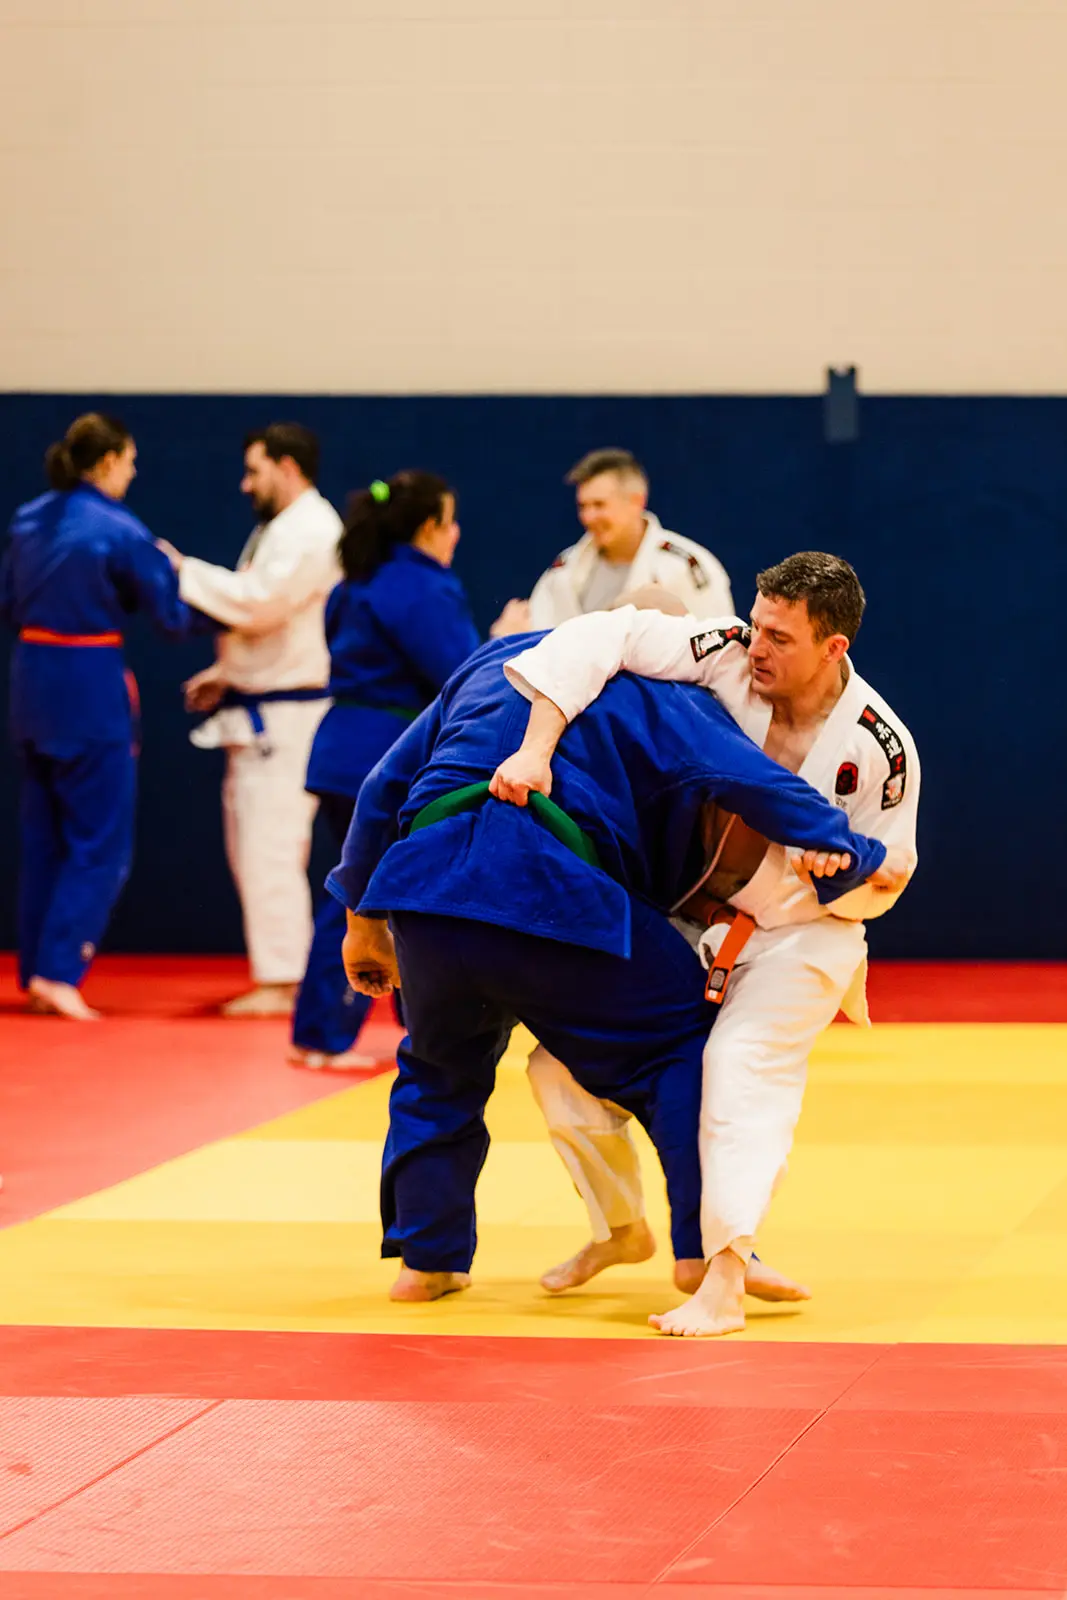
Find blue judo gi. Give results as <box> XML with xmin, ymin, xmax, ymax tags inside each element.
<box><xmin>0</xmin><ymin>484</ymin><xmax>209</xmax><ymax>988</ymax></box>
<box><xmin>329</xmin><ymin>636</ymin><xmax>887</xmax><ymax>1273</ymax></box>
<box><xmin>293</xmin><ymin>543</ymin><xmax>479</xmax><ymax>1056</ymax></box>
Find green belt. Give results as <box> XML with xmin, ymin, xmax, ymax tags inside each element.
<box><xmin>408</xmin><ymin>781</ymin><xmax>601</xmax><ymax>869</ymax></box>
<box><xmin>332</xmin><ymin>696</ymin><xmax>420</xmax><ymax>724</ymax></box>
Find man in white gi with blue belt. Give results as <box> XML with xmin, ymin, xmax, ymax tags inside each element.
<box><xmin>162</xmin><ymin>423</ymin><xmax>341</xmax><ymax>1016</ymax></box>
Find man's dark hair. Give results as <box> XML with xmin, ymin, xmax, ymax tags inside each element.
<box><xmin>756</xmin><ymin>551</ymin><xmax>866</xmax><ymax>643</ymax></box>
<box><xmin>564</xmin><ymin>447</ymin><xmax>648</xmax><ymax>488</ymax></box>
<box><xmin>244</xmin><ymin>422</ymin><xmax>320</xmax><ymax>485</ymax></box>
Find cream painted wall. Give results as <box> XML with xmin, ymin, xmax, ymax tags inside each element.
<box><xmin>0</xmin><ymin>0</ymin><xmax>1063</xmax><ymax>394</ymax></box>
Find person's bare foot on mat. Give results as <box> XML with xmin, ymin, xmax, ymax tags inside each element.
<box><xmin>651</xmin><ymin>1248</ymin><xmax>746</xmax><ymax>1337</ymax></box>
<box><xmin>744</xmin><ymin>1256</ymin><xmax>811</xmax><ymax>1302</ymax></box>
<box><xmin>673</xmin><ymin>1255</ymin><xmax>810</xmax><ymax>1301</ymax></box>
<box><xmin>541</xmin><ymin>1220</ymin><xmax>656</xmax><ymax>1292</ymax></box>
<box><xmin>221</xmin><ymin>984</ymin><xmax>298</xmax><ymax>1018</ymax></box>
<box><xmin>27</xmin><ymin>978</ymin><xmax>101</xmax><ymax>1021</ymax></box>
<box><xmin>390</xmin><ymin>1266</ymin><xmax>471</xmax><ymax>1302</ymax></box>
<box><xmin>287</xmin><ymin>1046</ymin><xmax>378</xmax><ymax>1073</ymax></box>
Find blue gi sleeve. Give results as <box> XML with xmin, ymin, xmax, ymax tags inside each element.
<box><xmin>323</xmin><ymin>581</ymin><xmax>343</xmax><ymax>646</ymax></box>
<box><xmin>680</xmin><ymin>746</ymin><xmax>886</xmax><ymax>902</ymax></box>
<box><xmin>326</xmin><ymin>698</ymin><xmax>445</xmax><ymax>912</ymax></box>
<box><xmin>375</xmin><ymin>578</ymin><xmax>481</xmax><ymax>694</ymax></box>
<box><xmin>108</xmin><ymin>527</ymin><xmax>218</xmax><ymax>639</ymax></box>
<box><xmin>0</xmin><ymin>538</ymin><xmax>13</xmax><ymax>631</ymax></box>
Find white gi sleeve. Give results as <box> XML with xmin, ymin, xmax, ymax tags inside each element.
<box><xmin>826</xmin><ymin>723</ymin><xmax>921</xmax><ymax>922</ymax></box>
<box><xmin>179</xmin><ymin>533</ymin><xmax>338</xmax><ymax>636</ymax></box>
<box><xmin>504</xmin><ymin>604</ymin><xmax>750</xmax><ymax>722</ymax></box>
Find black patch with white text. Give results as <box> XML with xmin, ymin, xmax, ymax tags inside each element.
<box><xmin>858</xmin><ymin>704</ymin><xmax>908</xmax><ymax>809</ymax></box>
<box><xmin>660</xmin><ymin>539</ymin><xmax>710</xmax><ymax>589</ymax></box>
<box><xmin>835</xmin><ymin>761</ymin><xmax>859</xmax><ymax>797</ymax></box>
<box><xmin>690</xmin><ymin>623</ymin><xmax>751</xmax><ymax>662</ymax></box>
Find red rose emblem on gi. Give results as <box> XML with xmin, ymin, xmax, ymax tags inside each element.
<box><xmin>835</xmin><ymin>761</ymin><xmax>859</xmax><ymax>797</ymax></box>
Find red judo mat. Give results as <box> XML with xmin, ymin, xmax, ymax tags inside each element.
<box><xmin>2</xmin><ymin>955</ymin><xmax>1067</xmax><ymax>1597</ymax></box>
<box><xmin>0</xmin><ymin>1330</ymin><xmax>1066</xmax><ymax>1594</ymax></box>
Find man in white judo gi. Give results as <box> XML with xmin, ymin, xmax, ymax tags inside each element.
<box><xmin>491</xmin><ymin>448</ymin><xmax>733</xmax><ymax>636</ymax></box>
<box><xmin>161</xmin><ymin>424</ymin><xmax>342</xmax><ymax>1016</ymax></box>
<box><xmin>491</xmin><ymin>552</ymin><xmax>919</xmax><ymax>1336</ymax></box>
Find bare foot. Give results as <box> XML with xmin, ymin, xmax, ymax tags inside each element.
<box><xmin>287</xmin><ymin>1046</ymin><xmax>378</xmax><ymax>1072</ymax></box>
<box><xmin>27</xmin><ymin>978</ymin><xmax>101</xmax><ymax>1021</ymax></box>
<box><xmin>744</xmin><ymin>1257</ymin><xmax>811</xmax><ymax>1303</ymax></box>
<box><xmin>541</xmin><ymin>1220</ymin><xmax>656</xmax><ymax>1293</ymax></box>
<box><xmin>650</xmin><ymin>1249</ymin><xmax>746</xmax><ymax>1337</ymax></box>
<box><xmin>673</xmin><ymin>1258</ymin><xmax>705</xmax><ymax>1295</ymax></box>
<box><xmin>673</xmin><ymin>1255</ymin><xmax>811</xmax><ymax>1302</ymax></box>
<box><xmin>389</xmin><ymin>1266</ymin><xmax>472</xmax><ymax>1303</ymax></box>
<box><xmin>221</xmin><ymin>984</ymin><xmax>298</xmax><ymax>1018</ymax></box>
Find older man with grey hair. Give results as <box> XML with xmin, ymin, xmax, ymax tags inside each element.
<box><xmin>492</xmin><ymin>447</ymin><xmax>733</xmax><ymax>636</ymax></box>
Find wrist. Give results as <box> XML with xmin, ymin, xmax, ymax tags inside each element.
<box><xmin>520</xmin><ymin>734</ymin><xmax>557</xmax><ymax>762</ymax></box>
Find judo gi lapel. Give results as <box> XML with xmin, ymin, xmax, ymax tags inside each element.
<box><xmin>795</xmin><ymin>657</ymin><xmax>863</xmax><ymax>791</ymax></box>
<box><xmin>554</xmin><ymin>535</ymin><xmax>598</xmax><ymax>619</ymax></box>
<box><xmin>625</xmin><ymin>514</ymin><xmax>667</xmax><ymax>588</ymax></box>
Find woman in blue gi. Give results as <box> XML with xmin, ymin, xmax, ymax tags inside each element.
<box><xmin>1</xmin><ymin>413</ymin><xmax>208</xmax><ymax>1021</ymax></box>
<box><xmin>289</xmin><ymin>469</ymin><xmax>480</xmax><ymax>1070</ymax></box>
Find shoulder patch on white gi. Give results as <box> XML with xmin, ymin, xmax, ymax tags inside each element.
<box><xmin>690</xmin><ymin>622</ymin><xmax>751</xmax><ymax>662</ymax></box>
<box><xmin>858</xmin><ymin>704</ymin><xmax>908</xmax><ymax>809</ymax></box>
<box><xmin>660</xmin><ymin>539</ymin><xmax>710</xmax><ymax>589</ymax></box>
<box><xmin>835</xmin><ymin>760</ymin><xmax>859</xmax><ymax>797</ymax></box>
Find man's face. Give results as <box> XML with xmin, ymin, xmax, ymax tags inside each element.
<box><xmin>240</xmin><ymin>440</ymin><xmax>284</xmax><ymax>519</ymax></box>
<box><xmin>575</xmin><ymin>471</ymin><xmax>646</xmax><ymax>560</ymax></box>
<box><xmin>747</xmin><ymin>592</ymin><xmax>844</xmax><ymax>700</ymax></box>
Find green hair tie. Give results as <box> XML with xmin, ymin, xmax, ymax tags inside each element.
<box><xmin>369</xmin><ymin>479</ymin><xmax>391</xmax><ymax>503</ymax></box>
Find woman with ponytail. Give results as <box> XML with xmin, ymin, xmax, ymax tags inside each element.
<box><xmin>290</xmin><ymin>469</ymin><xmax>479</xmax><ymax>1070</ymax></box>
<box><xmin>0</xmin><ymin>413</ymin><xmax>210</xmax><ymax>1019</ymax></box>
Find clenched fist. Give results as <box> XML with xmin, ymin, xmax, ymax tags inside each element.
<box><xmin>489</xmin><ymin>750</ymin><xmax>553</xmax><ymax>807</ymax></box>
<box><xmin>343</xmin><ymin>911</ymin><xmax>400</xmax><ymax>997</ymax></box>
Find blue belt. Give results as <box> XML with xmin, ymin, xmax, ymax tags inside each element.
<box><xmin>218</xmin><ymin>687</ymin><xmax>329</xmax><ymax>746</ymax></box>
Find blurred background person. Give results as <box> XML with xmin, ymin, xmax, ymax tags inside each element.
<box><xmin>160</xmin><ymin>423</ymin><xmax>342</xmax><ymax>1018</ymax></box>
<box><xmin>0</xmin><ymin>413</ymin><xmax>210</xmax><ymax>1021</ymax></box>
<box><xmin>290</xmin><ymin>470</ymin><xmax>480</xmax><ymax>1071</ymax></box>
<box><xmin>492</xmin><ymin>448</ymin><xmax>733</xmax><ymax>636</ymax></box>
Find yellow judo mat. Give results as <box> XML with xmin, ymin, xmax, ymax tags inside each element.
<box><xmin>2</xmin><ymin>1021</ymin><xmax>1067</xmax><ymax>1343</ymax></box>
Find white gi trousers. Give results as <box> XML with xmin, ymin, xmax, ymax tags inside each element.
<box><xmin>220</xmin><ymin>699</ymin><xmax>323</xmax><ymax>986</ymax></box>
<box><xmin>527</xmin><ymin>917</ymin><xmax>865</xmax><ymax>1262</ymax></box>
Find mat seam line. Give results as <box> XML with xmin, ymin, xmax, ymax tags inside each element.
<box><xmin>647</xmin><ymin>1343</ymin><xmax>889</xmax><ymax>1588</ymax></box>
<box><xmin>0</xmin><ymin>1397</ymin><xmax>226</xmax><ymax>1545</ymax></box>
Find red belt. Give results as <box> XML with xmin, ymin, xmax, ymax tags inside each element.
<box><xmin>19</xmin><ymin>627</ymin><xmax>123</xmax><ymax>647</ymax></box>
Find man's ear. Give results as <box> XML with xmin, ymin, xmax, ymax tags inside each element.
<box><xmin>825</xmin><ymin>633</ymin><xmax>850</xmax><ymax>664</ymax></box>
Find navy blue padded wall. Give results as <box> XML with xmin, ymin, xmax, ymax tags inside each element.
<box><xmin>0</xmin><ymin>393</ymin><xmax>1061</xmax><ymax>959</ymax></box>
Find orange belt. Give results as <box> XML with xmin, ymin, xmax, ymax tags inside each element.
<box><xmin>700</xmin><ymin>904</ymin><xmax>757</xmax><ymax>1006</ymax></box>
<box><xmin>19</xmin><ymin>627</ymin><xmax>123</xmax><ymax>648</ymax></box>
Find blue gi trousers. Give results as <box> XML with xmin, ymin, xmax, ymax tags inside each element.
<box><xmin>17</xmin><ymin>739</ymin><xmax>136</xmax><ymax>988</ymax></box>
<box><xmin>383</xmin><ymin>900</ymin><xmax>712</xmax><ymax>1272</ymax></box>
<box><xmin>292</xmin><ymin>793</ymin><xmax>404</xmax><ymax>1053</ymax></box>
